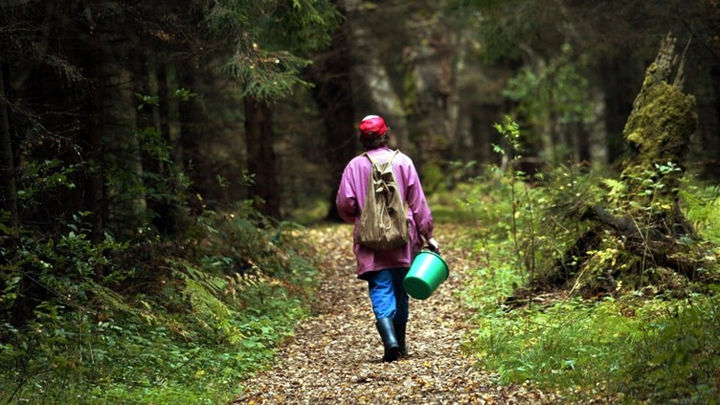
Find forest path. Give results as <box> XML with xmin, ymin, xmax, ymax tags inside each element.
<box><xmin>233</xmin><ymin>223</ymin><xmax>557</xmax><ymax>404</ymax></box>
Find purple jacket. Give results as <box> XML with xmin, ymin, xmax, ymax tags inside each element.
<box><xmin>336</xmin><ymin>146</ymin><xmax>434</xmax><ymax>278</ymax></box>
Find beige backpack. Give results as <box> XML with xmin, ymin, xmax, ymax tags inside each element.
<box><xmin>357</xmin><ymin>150</ymin><xmax>409</xmax><ymax>250</ymax></box>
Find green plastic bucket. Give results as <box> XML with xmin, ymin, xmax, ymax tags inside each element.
<box><xmin>404</xmin><ymin>251</ymin><xmax>449</xmax><ymax>300</ymax></box>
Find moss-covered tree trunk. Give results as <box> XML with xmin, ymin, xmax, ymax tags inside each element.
<box><xmin>619</xmin><ymin>34</ymin><xmax>697</xmax><ymax>236</ymax></box>
<box><xmin>539</xmin><ymin>35</ymin><xmax>714</xmax><ymax>295</ymax></box>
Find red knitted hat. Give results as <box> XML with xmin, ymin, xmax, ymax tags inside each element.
<box><xmin>358</xmin><ymin>115</ymin><xmax>387</xmax><ymax>139</ymax></box>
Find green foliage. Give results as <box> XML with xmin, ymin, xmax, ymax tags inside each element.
<box><xmin>1</xmin><ymin>211</ymin><xmax>128</xmax><ymax>312</ymax></box>
<box><xmin>471</xmin><ymin>0</ymin><xmax>534</xmax><ymax>63</ymax></box>
<box><xmin>15</xmin><ymin>159</ymin><xmax>79</xmax><ymax>204</ymax></box>
<box><xmin>679</xmin><ymin>183</ymin><xmax>720</xmax><ymax>245</ymax></box>
<box><xmin>207</xmin><ymin>0</ymin><xmax>341</xmax><ymax>101</ymax></box>
<box><xmin>421</xmin><ymin>162</ymin><xmax>445</xmax><ymax>194</ymax></box>
<box><xmin>426</xmin><ymin>182</ymin><xmax>480</xmax><ymax>224</ymax></box>
<box><xmin>0</xmin><ymin>206</ymin><xmax>318</xmax><ymax>403</ymax></box>
<box><xmin>286</xmin><ymin>197</ymin><xmax>330</xmax><ymax>225</ymax></box>
<box><xmin>492</xmin><ymin>115</ymin><xmax>522</xmax><ymax>156</ymax></box>
<box><xmin>502</xmin><ymin>44</ymin><xmax>593</xmax><ymax>161</ymax></box>
<box><xmin>222</xmin><ymin>49</ymin><xmax>314</xmax><ymax>101</ymax></box>
<box><xmin>469</xmin><ymin>298</ymin><xmax>638</xmax><ymax>387</ymax></box>
<box><xmin>461</xmin><ymin>122</ymin><xmax>718</xmax><ymax>294</ymax></box>
<box><xmin>456</xmin><ymin>166</ymin><xmax>720</xmax><ymax>402</ymax></box>
<box><xmin>618</xmin><ymin>292</ymin><xmax>720</xmax><ymax>402</ymax></box>
<box><xmin>104</xmin><ymin>90</ymin><xmax>194</xmax><ymax>238</ymax></box>
<box><xmin>466</xmin><ymin>291</ymin><xmax>720</xmax><ymax>402</ymax></box>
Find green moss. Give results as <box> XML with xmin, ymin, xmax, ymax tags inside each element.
<box><xmin>618</xmin><ymin>43</ymin><xmax>698</xmax><ymax>234</ymax></box>
<box><xmin>623</xmin><ymin>82</ymin><xmax>696</xmax><ymax>167</ymax></box>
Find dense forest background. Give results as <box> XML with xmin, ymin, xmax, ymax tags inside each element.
<box><xmin>3</xmin><ymin>0</ymin><xmax>719</xmax><ymax>226</ymax></box>
<box><xmin>2</xmin><ymin>0</ymin><xmax>720</xmax><ymax>403</ymax></box>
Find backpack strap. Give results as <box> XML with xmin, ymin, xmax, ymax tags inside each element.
<box><xmin>363</xmin><ymin>150</ymin><xmax>399</xmax><ymax>167</ymax></box>
<box><xmin>388</xmin><ymin>149</ymin><xmax>399</xmax><ymax>164</ymax></box>
<box><xmin>362</xmin><ymin>152</ymin><xmax>375</xmax><ymax>167</ymax></box>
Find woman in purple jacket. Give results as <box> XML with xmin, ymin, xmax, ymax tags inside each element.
<box><xmin>336</xmin><ymin>114</ymin><xmax>439</xmax><ymax>362</ymax></box>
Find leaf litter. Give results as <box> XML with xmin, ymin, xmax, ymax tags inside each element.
<box><xmin>232</xmin><ymin>223</ymin><xmax>562</xmax><ymax>404</ymax></box>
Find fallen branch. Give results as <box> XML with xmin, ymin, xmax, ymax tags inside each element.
<box><xmin>581</xmin><ymin>205</ymin><xmax>703</xmax><ymax>278</ymax></box>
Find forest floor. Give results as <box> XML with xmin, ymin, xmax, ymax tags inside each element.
<box><xmin>233</xmin><ymin>223</ymin><xmax>561</xmax><ymax>404</ymax></box>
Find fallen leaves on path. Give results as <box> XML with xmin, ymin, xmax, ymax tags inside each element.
<box><xmin>232</xmin><ymin>224</ymin><xmax>561</xmax><ymax>404</ymax></box>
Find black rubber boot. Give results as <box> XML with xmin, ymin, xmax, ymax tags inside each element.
<box><xmin>394</xmin><ymin>321</ymin><xmax>408</xmax><ymax>357</ymax></box>
<box><xmin>375</xmin><ymin>318</ymin><xmax>400</xmax><ymax>362</ymax></box>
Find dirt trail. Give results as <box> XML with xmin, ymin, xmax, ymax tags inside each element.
<box><xmin>234</xmin><ymin>223</ymin><xmax>558</xmax><ymax>404</ymax></box>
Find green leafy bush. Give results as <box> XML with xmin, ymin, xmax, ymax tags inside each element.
<box><xmin>680</xmin><ymin>183</ymin><xmax>720</xmax><ymax>245</ymax></box>
<box><xmin>458</xmin><ymin>164</ymin><xmax>720</xmax><ymax>403</ymax></box>
<box><xmin>1</xmin><ymin>206</ymin><xmax>318</xmax><ymax>404</ymax></box>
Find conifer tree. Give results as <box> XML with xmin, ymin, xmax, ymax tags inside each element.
<box><xmin>206</xmin><ymin>0</ymin><xmax>341</xmax><ymax>217</ymax></box>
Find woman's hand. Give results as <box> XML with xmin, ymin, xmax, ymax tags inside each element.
<box><xmin>427</xmin><ymin>237</ymin><xmax>440</xmax><ymax>254</ymax></box>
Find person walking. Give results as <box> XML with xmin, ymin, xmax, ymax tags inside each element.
<box><xmin>336</xmin><ymin>114</ymin><xmax>439</xmax><ymax>362</ymax></box>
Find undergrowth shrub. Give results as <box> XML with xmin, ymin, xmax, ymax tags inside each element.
<box><xmin>456</xmin><ymin>158</ymin><xmax>720</xmax><ymax>402</ymax></box>
<box><xmin>449</xmin><ymin>118</ymin><xmax>720</xmax><ymax>400</ymax></box>
<box><xmin>620</xmin><ymin>292</ymin><xmax>720</xmax><ymax>402</ymax></box>
<box><xmin>0</xmin><ymin>204</ymin><xmax>317</xmax><ymax>404</ymax></box>
<box><xmin>680</xmin><ymin>182</ymin><xmax>720</xmax><ymax>245</ymax></box>
<box><xmin>467</xmin><ymin>293</ymin><xmax>720</xmax><ymax>403</ymax></box>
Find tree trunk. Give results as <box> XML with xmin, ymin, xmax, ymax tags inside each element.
<box><xmin>244</xmin><ymin>96</ymin><xmax>280</xmax><ymax>218</ymax></box>
<box><xmin>104</xmin><ymin>64</ymin><xmax>146</xmax><ymax>233</ymax></box>
<box><xmin>157</xmin><ymin>58</ymin><xmax>171</xmax><ymax>171</ymax></box>
<box><xmin>469</xmin><ymin>102</ymin><xmax>503</xmax><ymax>166</ymax></box>
<box><xmin>401</xmin><ymin>21</ymin><xmax>458</xmax><ymax>173</ymax></box>
<box><xmin>599</xmin><ymin>55</ymin><xmax>639</xmax><ymax>164</ymax></box>
<box><xmin>150</xmin><ymin>56</ymin><xmax>180</xmax><ymax>234</ymax></box>
<box><xmin>177</xmin><ymin>68</ymin><xmax>205</xmax><ymax>214</ymax></box>
<box><xmin>345</xmin><ymin>17</ymin><xmax>410</xmax><ymax>151</ymax></box>
<box><xmin>134</xmin><ymin>52</ymin><xmax>171</xmax><ymax>233</ymax></box>
<box><xmin>620</xmin><ymin>35</ymin><xmax>697</xmax><ymax>235</ymax></box>
<box><xmin>447</xmin><ymin>32</ymin><xmax>466</xmax><ymax>162</ymax></box>
<box><xmin>580</xmin><ymin>205</ymin><xmax>701</xmax><ymax>278</ymax></box>
<box><xmin>0</xmin><ymin>57</ymin><xmax>19</xmax><ymax>241</ymax></box>
<box><xmin>573</xmin><ymin>122</ymin><xmax>591</xmax><ymax>164</ymax></box>
<box><xmin>82</xmin><ymin>48</ymin><xmax>107</xmax><ymax>279</ymax></box>
<box><xmin>707</xmin><ymin>64</ymin><xmax>720</xmax><ymax>178</ymax></box>
<box><xmin>307</xmin><ymin>15</ymin><xmax>358</xmax><ymax>221</ymax></box>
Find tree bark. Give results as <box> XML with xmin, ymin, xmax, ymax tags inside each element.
<box><xmin>709</xmin><ymin>64</ymin><xmax>720</xmax><ymax>177</ymax></box>
<box><xmin>244</xmin><ymin>96</ymin><xmax>280</xmax><ymax>218</ymax></box>
<box><xmin>469</xmin><ymin>103</ymin><xmax>503</xmax><ymax>166</ymax></box>
<box><xmin>134</xmin><ymin>52</ymin><xmax>171</xmax><ymax>232</ymax></box>
<box><xmin>572</xmin><ymin>122</ymin><xmax>591</xmax><ymax>164</ymax></box>
<box><xmin>0</xmin><ymin>57</ymin><xmax>19</xmax><ymax>240</ymax></box>
<box><xmin>409</xmin><ymin>29</ymin><xmax>457</xmax><ymax>172</ymax></box>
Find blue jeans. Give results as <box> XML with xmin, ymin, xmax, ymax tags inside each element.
<box><xmin>367</xmin><ymin>268</ymin><xmax>409</xmax><ymax>324</ymax></box>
